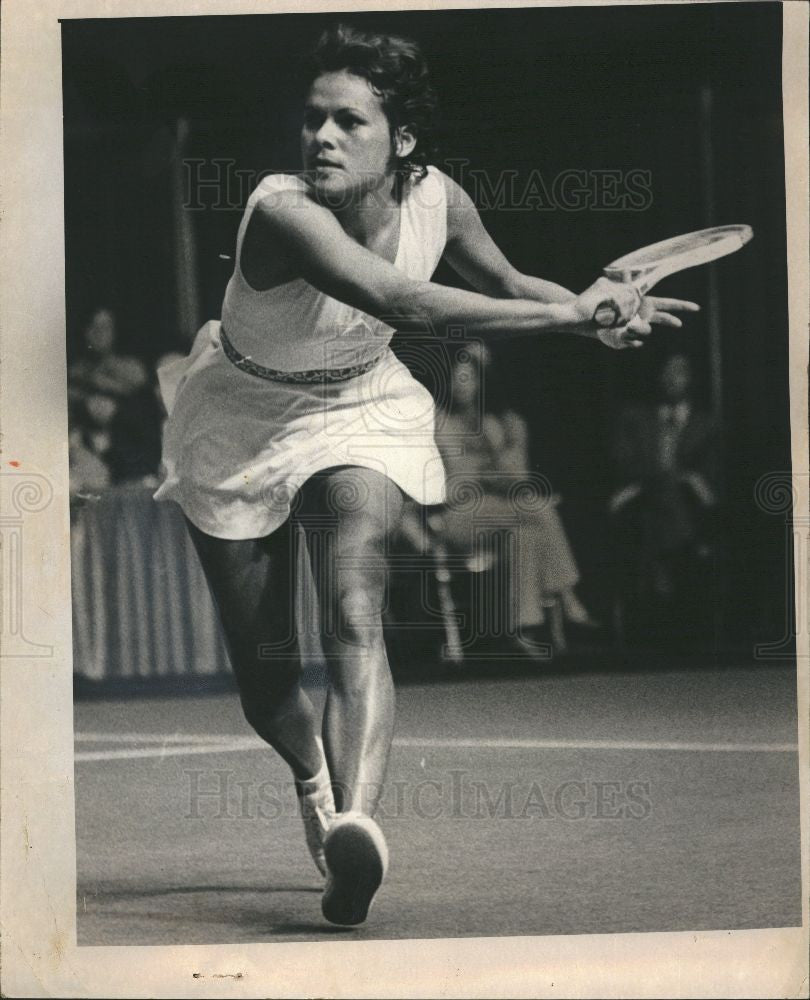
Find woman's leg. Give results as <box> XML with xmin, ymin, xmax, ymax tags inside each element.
<box><xmin>441</xmin><ymin>496</ymin><xmax>548</xmax><ymax>653</ymax></box>
<box><xmin>185</xmin><ymin>516</ymin><xmax>324</xmax><ymax>782</ymax></box>
<box><xmin>296</xmin><ymin>466</ymin><xmax>404</xmax><ymax>816</ymax></box>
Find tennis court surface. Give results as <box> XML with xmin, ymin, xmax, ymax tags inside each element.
<box><xmin>74</xmin><ymin>661</ymin><xmax>801</xmax><ymax>945</ymax></box>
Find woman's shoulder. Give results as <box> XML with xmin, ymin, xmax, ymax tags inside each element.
<box><xmin>426</xmin><ymin>166</ymin><xmax>469</xmax><ymax>207</ymax></box>
<box><xmin>248</xmin><ymin>172</ymin><xmax>310</xmax><ymax>210</ymax></box>
<box><xmin>255</xmin><ymin>171</ymin><xmax>307</xmax><ymax>191</ymax></box>
<box><xmin>424</xmin><ymin>167</ymin><xmax>479</xmax><ymax>242</ymax></box>
<box><xmin>402</xmin><ymin>165</ymin><xmax>449</xmax><ymax>207</ymax></box>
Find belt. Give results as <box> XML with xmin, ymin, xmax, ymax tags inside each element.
<box><xmin>219</xmin><ymin>326</ymin><xmax>384</xmax><ymax>384</ymax></box>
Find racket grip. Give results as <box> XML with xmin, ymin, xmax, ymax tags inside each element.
<box><xmin>594</xmin><ymin>301</ymin><xmax>621</xmax><ymax>328</ymax></box>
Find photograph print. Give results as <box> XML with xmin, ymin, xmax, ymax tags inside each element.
<box><xmin>62</xmin><ymin>1</ymin><xmax>802</xmax><ymax>948</ymax></box>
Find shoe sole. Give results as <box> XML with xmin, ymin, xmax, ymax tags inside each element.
<box><xmin>321</xmin><ymin>818</ymin><xmax>386</xmax><ymax>926</ymax></box>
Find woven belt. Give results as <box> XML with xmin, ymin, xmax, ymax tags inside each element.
<box><xmin>219</xmin><ymin>326</ymin><xmax>383</xmax><ymax>384</ymax></box>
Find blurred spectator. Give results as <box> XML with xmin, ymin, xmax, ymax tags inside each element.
<box><xmin>69</xmin><ymin>308</ymin><xmax>147</xmax><ymax>400</ymax></box>
<box><xmin>68</xmin><ymin>308</ymin><xmax>162</xmax><ymax>484</ymax></box>
<box><xmin>400</xmin><ymin>342</ymin><xmax>597</xmax><ymax>658</ymax></box>
<box><xmin>609</xmin><ymin>353</ymin><xmax>720</xmax><ymax>643</ymax></box>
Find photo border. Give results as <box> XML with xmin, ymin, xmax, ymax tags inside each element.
<box><xmin>1</xmin><ymin>1</ymin><xmax>807</xmax><ymax>996</ymax></box>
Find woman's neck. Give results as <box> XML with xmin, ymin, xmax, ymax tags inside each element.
<box><xmin>334</xmin><ymin>178</ymin><xmax>401</xmax><ymax>247</ymax></box>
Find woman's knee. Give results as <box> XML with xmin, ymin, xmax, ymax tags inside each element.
<box><xmin>322</xmin><ymin>572</ymin><xmax>385</xmax><ymax>648</ymax></box>
<box><xmin>316</xmin><ymin>522</ymin><xmax>391</xmax><ymax>644</ymax></box>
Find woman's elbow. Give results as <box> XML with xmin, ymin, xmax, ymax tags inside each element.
<box><xmin>366</xmin><ymin>280</ymin><xmax>434</xmax><ymax>329</ymax></box>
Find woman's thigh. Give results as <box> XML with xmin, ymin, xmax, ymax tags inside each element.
<box><xmin>185</xmin><ymin>516</ymin><xmax>300</xmax><ymax>692</ymax></box>
<box><xmin>294</xmin><ymin>466</ymin><xmax>405</xmax><ymax>633</ymax></box>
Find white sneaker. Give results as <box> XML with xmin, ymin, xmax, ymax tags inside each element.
<box><xmin>296</xmin><ymin>755</ymin><xmax>335</xmax><ymax>878</ymax></box>
<box><xmin>321</xmin><ymin>812</ymin><xmax>388</xmax><ymax>926</ymax></box>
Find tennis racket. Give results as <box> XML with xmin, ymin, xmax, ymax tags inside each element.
<box><xmin>594</xmin><ymin>224</ymin><xmax>753</xmax><ymax>327</ymax></box>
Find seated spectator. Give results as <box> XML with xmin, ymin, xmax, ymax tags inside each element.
<box><xmin>400</xmin><ymin>343</ymin><xmax>597</xmax><ymax>659</ymax></box>
<box><xmin>69</xmin><ymin>308</ymin><xmax>148</xmax><ymax>401</ymax></box>
<box><xmin>68</xmin><ymin>308</ymin><xmax>162</xmax><ymax>484</ymax></box>
<box><xmin>609</xmin><ymin>353</ymin><xmax>720</xmax><ymax>643</ymax></box>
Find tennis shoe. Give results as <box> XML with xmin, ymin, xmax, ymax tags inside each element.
<box><xmin>321</xmin><ymin>811</ymin><xmax>389</xmax><ymax>926</ymax></box>
<box><xmin>296</xmin><ymin>759</ymin><xmax>336</xmax><ymax>878</ymax></box>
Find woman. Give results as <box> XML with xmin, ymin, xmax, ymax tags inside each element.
<box><xmin>431</xmin><ymin>342</ymin><xmax>597</xmax><ymax>657</ymax></box>
<box><xmin>154</xmin><ymin>24</ymin><xmax>697</xmax><ymax>926</ymax></box>
<box><xmin>69</xmin><ymin>308</ymin><xmax>163</xmax><ymax>484</ymax></box>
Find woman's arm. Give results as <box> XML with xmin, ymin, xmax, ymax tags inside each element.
<box><xmin>439</xmin><ymin>171</ymin><xmax>697</xmax><ymax>331</ymax></box>
<box><xmin>249</xmin><ymin>186</ymin><xmax>646</xmax><ymax>344</ymax></box>
<box><xmin>441</xmin><ymin>172</ymin><xmax>575</xmax><ymax>304</ymax></box>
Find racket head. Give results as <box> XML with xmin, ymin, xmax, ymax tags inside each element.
<box><xmin>603</xmin><ymin>224</ymin><xmax>753</xmax><ymax>292</ymax></box>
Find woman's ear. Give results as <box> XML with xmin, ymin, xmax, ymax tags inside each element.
<box><xmin>393</xmin><ymin>125</ymin><xmax>417</xmax><ymax>160</ymax></box>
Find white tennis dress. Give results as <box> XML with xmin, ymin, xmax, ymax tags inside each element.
<box><xmin>154</xmin><ymin>167</ymin><xmax>448</xmax><ymax>539</ymax></box>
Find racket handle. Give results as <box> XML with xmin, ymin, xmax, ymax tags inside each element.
<box><xmin>594</xmin><ymin>275</ymin><xmax>643</xmax><ymax>327</ymax></box>
<box><xmin>594</xmin><ymin>302</ymin><xmax>621</xmax><ymax>327</ymax></box>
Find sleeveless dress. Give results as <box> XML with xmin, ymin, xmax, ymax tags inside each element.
<box><xmin>153</xmin><ymin>167</ymin><xmax>448</xmax><ymax>539</ymax></box>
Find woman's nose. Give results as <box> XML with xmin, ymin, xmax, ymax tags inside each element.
<box><xmin>315</xmin><ymin>120</ymin><xmax>338</xmax><ymax>148</ymax></box>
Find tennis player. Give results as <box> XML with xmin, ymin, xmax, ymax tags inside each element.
<box><xmin>154</xmin><ymin>23</ymin><xmax>698</xmax><ymax>926</ymax></box>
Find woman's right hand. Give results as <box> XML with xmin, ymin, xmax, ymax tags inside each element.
<box><xmin>567</xmin><ymin>277</ymin><xmax>645</xmax><ymax>347</ymax></box>
<box><xmin>565</xmin><ymin>277</ymin><xmax>699</xmax><ymax>349</ymax></box>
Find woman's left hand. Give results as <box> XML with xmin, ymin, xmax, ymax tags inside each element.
<box><xmin>597</xmin><ymin>294</ymin><xmax>700</xmax><ymax>349</ymax></box>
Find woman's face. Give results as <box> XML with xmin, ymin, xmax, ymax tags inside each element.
<box><xmin>301</xmin><ymin>70</ymin><xmax>398</xmax><ymax>203</ymax></box>
<box><xmin>660</xmin><ymin>354</ymin><xmax>692</xmax><ymax>401</ymax></box>
<box><xmin>86</xmin><ymin>309</ymin><xmax>115</xmax><ymax>354</ymax></box>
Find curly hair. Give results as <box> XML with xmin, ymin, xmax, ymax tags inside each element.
<box><xmin>307</xmin><ymin>23</ymin><xmax>439</xmax><ymax>196</ymax></box>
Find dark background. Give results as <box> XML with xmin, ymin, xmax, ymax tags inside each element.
<box><xmin>61</xmin><ymin>3</ymin><xmax>792</xmax><ymax>654</ymax></box>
